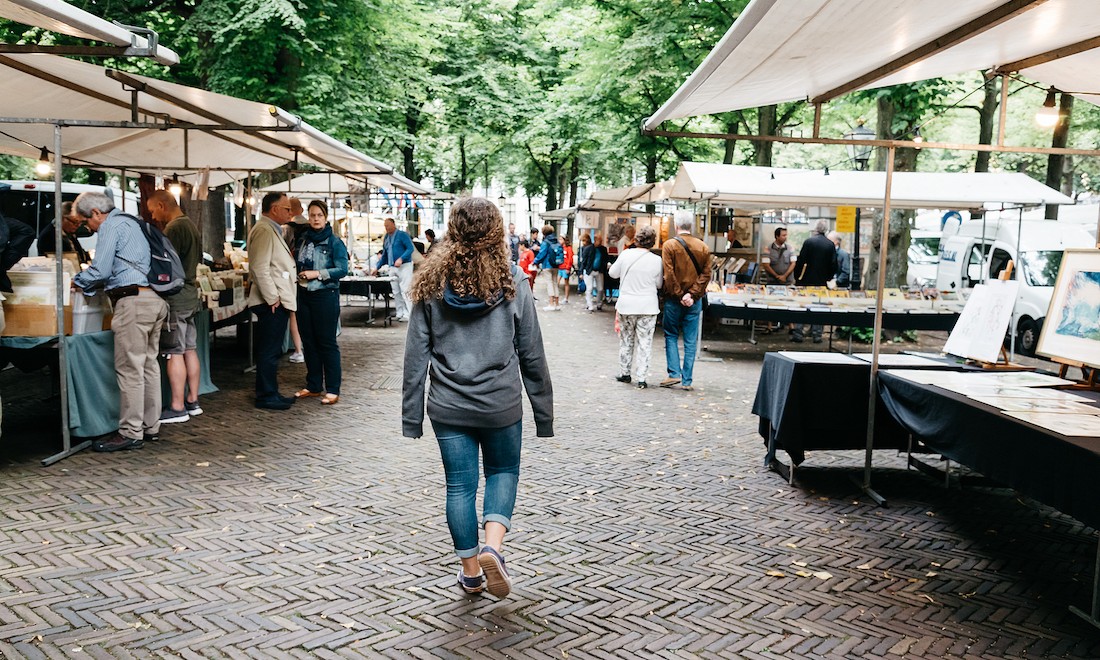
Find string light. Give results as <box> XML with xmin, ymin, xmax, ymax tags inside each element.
<box><xmin>34</xmin><ymin>146</ymin><xmax>51</xmax><ymax>176</ymax></box>
<box><xmin>1035</xmin><ymin>87</ymin><xmax>1059</xmax><ymax>128</ymax></box>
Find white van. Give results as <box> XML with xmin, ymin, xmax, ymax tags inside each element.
<box><xmin>907</xmin><ymin>229</ymin><xmax>941</xmax><ymax>289</ymax></box>
<box><xmin>936</xmin><ymin>218</ymin><xmax>1095</xmax><ymax>355</ymax></box>
<box><xmin>0</xmin><ymin>180</ymin><xmax>139</xmax><ymax>256</ymax></box>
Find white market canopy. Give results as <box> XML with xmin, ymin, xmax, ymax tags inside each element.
<box><xmin>0</xmin><ymin>53</ymin><xmax>430</xmax><ymax>193</ymax></box>
<box><xmin>0</xmin><ymin>0</ymin><xmax>179</xmax><ymax>65</ymax></box>
<box><xmin>645</xmin><ymin>0</ymin><xmax>1100</xmax><ymax>129</ymax></box>
<box><xmin>669</xmin><ymin>162</ymin><xmax>1074</xmax><ymax>209</ymax></box>
<box><xmin>541</xmin><ymin>181</ymin><xmax>676</xmax><ymax>219</ymax></box>
<box><xmin>257</xmin><ymin>171</ymin><xmax>427</xmax><ymax>197</ymax></box>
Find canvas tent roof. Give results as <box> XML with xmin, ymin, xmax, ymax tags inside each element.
<box><xmin>540</xmin><ymin>181</ymin><xmax>676</xmax><ymax>218</ymax></box>
<box><xmin>0</xmin><ymin>53</ymin><xmax>430</xmax><ymax>193</ymax></box>
<box><xmin>669</xmin><ymin>162</ymin><xmax>1074</xmax><ymax>209</ymax></box>
<box><xmin>259</xmin><ymin>172</ymin><xmax>363</xmax><ymax>195</ymax></box>
<box><xmin>0</xmin><ymin>0</ymin><xmax>179</xmax><ymax>65</ymax></box>
<box><xmin>645</xmin><ymin>0</ymin><xmax>1100</xmax><ymax>129</ymax></box>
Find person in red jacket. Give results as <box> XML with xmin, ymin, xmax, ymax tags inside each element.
<box><xmin>557</xmin><ymin>236</ymin><xmax>574</xmax><ymax>304</ymax></box>
<box><xmin>517</xmin><ymin>239</ymin><xmax>536</xmax><ymax>291</ymax></box>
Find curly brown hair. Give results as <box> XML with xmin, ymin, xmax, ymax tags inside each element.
<box><xmin>409</xmin><ymin>197</ymin><xmax>516</xmax><ymax>303</ymax></box>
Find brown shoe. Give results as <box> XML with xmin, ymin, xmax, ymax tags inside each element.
<box><xmin>92</xmin><ymin>433</ymin><xmax>144</xmax><ymax>452</ymax></box>
<box><xmin>659</xmin><ymin>377</ymin><xmax>681</xmax><ymax>388</ymax></box>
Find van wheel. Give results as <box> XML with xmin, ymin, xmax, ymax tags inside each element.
<box><xmin>1017</xmin><ymin>318</ymin><xmax>1040</xmax><ymax>357</ymax></box>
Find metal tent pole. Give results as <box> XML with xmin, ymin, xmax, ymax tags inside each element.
<box><xmin>43</xmin><ymin>123</ymin><xmax>90</xmax><ymax>465</ymax></box>
<box><xmin>853</xmin><ymin>145</ymin><xmax>895</xmax><ymax>507</ymax></box>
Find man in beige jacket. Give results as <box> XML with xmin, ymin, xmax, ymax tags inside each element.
<box><xmin>248</xmin><ymin>192</ymin><xmax>298</xmax><ymax>410</ymax></box>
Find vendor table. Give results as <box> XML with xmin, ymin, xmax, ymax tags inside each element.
<box><xmin>877</xmin><ymin>370</ymin><xmax>1100</xmax><ymax>628</ymax></box>
<box><xmin>340</xmin><ymin>276</ymin><xmax>394</xmax><ymax>325</ymax></box>
<box><xmin>751</xmin><ymin>351</ymin><xmax>968</xmax><ymax>482</ymax></box>
<box><xmin>877</xmin><ymin>371</ymin><xmax>1100</xmax><ymax>530</ymax></box>
<box><xmin>1</xmin><ymin>310</ymin><xmax>218</xmax><ymax>446</ymax></box>
<box><xmin>707</xmin><ymin>299</ymin><xmax>960</xmax><ymax>331</ymax></box>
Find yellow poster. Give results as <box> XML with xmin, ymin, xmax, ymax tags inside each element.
<box><xmin>835</xmin><ymin>206</ymin><xmax>857</xmax><ymax>233</ymax></box>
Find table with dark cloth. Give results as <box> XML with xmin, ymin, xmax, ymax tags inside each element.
<box><xmin>878</xmin><ymin>370</ymin><xmax>1100</xmax><ymax>530</ymax></box>
<box><xmin>2</xmin><ymin>310</ymin><xmax>218</xmax><ymax>439</ymax></box>
<box><xmin>340</xmin><ymin>276</ymin><xmax>393</xmax><ymax>323</ymax></box>
<box><xmin>752</xmin><ymin>352</ymin><xmax>913</xmax><ymax>468</ymax></box>
<box><xmin>707</xmin><ymin>299</ymin><xmax>960</xmax><ymax>331</ymax></box>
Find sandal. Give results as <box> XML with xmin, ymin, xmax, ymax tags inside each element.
<box><xmin>294</xmin><ymin>389</ymin><xmax>322</xmax><ymax>399</ymax></box>
<box><xmin>321</xmin><ymin>394</ymin><xmax>339</xmax><ymax>405</ymax></box>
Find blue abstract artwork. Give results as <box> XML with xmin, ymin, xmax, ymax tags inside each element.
<box><xmin>1055</xmin><ymin>271</ymin><xmax>1100</xmax><ymax>340</ymax></box>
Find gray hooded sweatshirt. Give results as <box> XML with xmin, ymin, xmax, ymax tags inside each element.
<box><xmin>402</xmin><ymin>267</ymin><xmax>553</xmax><ymax>438</ymax></box>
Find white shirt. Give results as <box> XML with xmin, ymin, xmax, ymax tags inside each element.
<box><xmin>609</xmin><ymin>248</ymin><xmax>664</xmax><ymax>315</ymax></box>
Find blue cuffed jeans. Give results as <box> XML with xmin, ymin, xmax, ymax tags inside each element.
<box><xmin>663</xmin><ymin>298</ymin><xmax>703</xmax><ymax>386</ymax></box>
<box><xmin>431</xmin><ymin>420</ymin><xmax>522</xmax><ymax>558</ymax></box>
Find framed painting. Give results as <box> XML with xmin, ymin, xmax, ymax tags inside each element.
<box><xmin>1036</xmin><ymin>249</ymin><xmax>1100</xmax><ymax>367</ymax></box>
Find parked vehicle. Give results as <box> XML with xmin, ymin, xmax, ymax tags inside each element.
<box><xmin>907</xmin><ymin>229</ymin><xmax>941</xmax><ymax>289</ymax></box>
<box><xmin>936</xmin><ymin>218</ymin><xmax>1095</xmax><ymax>355</ymax></box>
<box><xmin>0</xmin><ymin>180</ymin><xmax>139</xmax><ymax>256</ymax></box>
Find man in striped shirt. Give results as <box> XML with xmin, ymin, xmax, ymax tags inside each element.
<box><xmin>72</xmin><ymin>191</ymin><xmax>168</xmax><ymax>452</ymax></box>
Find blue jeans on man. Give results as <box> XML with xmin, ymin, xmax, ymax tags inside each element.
<box><xmin>663</xmin><ymin>298</ymin><xmax>703</xmax><ymax>387</ymax></box>
<box><xmin>431</xmin><ymin>420</ymin><xmax>522</xmax><ymax>558</ymax></box>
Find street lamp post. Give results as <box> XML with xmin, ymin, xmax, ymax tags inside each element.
<box><xmin>844</xmin><ymin>121</ymin><xmax>876</xmax><ymax>290</ymax></box>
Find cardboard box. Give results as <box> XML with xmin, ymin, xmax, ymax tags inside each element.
<box><xmin>2</xmin><ymin>303</ymin><xmax>73</xmax><ymax>337</ymax></box>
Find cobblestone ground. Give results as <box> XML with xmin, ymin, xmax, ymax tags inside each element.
<box><xmin>1</xmin><ymin>298</ymin><xmax>1099</xmax><ymax>658</ymax></box>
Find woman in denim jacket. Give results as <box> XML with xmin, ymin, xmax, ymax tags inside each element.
<box><xmin>293</xmin><ymin>200</ymin><xmax>349</xmax><ymax>405</ymax></box>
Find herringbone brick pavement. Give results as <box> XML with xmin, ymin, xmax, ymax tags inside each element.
<box><xmin>0</xmin><ymin>300</ymin><xmax>1098</xmax><ymax>658</ymax></box>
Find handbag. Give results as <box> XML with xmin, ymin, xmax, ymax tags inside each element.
<box><xmin>674</xmin><ymin>237</ymin><xmax>710</xmax><ymax>311</ymax></box>
<box><xmin>577</xmin><ymin>278</ymin><xmax>587</xmax><ymax>293</ymax></box>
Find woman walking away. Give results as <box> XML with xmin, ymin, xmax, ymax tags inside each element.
<box><xmin>403</xmin><ymin>197</ymin><xmax>554</xmax><ymax>598</ymax></box>
<box><xmin>293</xmin><ymin>200</ymin><xmax>348</xmax><ymax>405</ymax></box>
<box><xmin>608</xmin><ymin>226</ymin><xmax>663</xmax><ymax>388</ymax></box>
<box><xmin>533</xmin><ymin>225</ymin><xmax>562</xmax><ymax>311</ymax></box>
<box><xmin>578</xmin><ymin>233</ymin><xmax>596</xmax><ymax>311</ymax></box>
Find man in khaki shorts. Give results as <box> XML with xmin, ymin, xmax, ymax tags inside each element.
<box><xmin>147</xmin><ymin>190</ymin><xmax>203</xmax><ymax>423</ymax></box>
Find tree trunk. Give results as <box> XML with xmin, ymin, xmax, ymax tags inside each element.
<box><xmin>975</xmin><ymin>77</ymin><xmax>999</xmax><ymax>173</ymax></box>
<box><xmin>865</xmin><ymin>96</ymin><xmax>918</xmax><ymax>289</ymax></box>
<box><xmin>723</xmin><ymin>117</ymin><xmax>739</xmax><ymax>164</ymax></box>
<box><xmin>403</xmin><ymin>104</ymin><xmax>421</xmax><ymax>181</ymax></box>
<box><xmin>545</xmin><ymin>144</ymin><xmax>560</xmax><ymax>212</ymax></box>
<box><xmin>568</xmin><ymin>157</ymin><xmax>579</xmax><ymax>207</ymax></box>
<box><xmin>459</xmin><ymin>135</ymin><xmax>468</xmax><ymax>193</ymax></box>
<box><xmin>754</xmin><ymin>105</ymin><xmax>776</xmax><ymax>166</ymax></box>
<box><xmin>1045</xmin><ymin>93</ymin><xmax>1074</xmax><ymax>219</ymax></box>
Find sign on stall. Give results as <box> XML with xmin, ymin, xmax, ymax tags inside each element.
<box><xmin>835</xmin><ymin>206</ymin><xmax>857</xmax><ymax>233</ymax></box>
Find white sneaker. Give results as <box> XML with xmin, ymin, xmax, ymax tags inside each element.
<box><xmin>551</xmin><ymin>305</ymin><xmax>562</xmax><ymax>311</ymax></box>
<box><xmin>289</xmin><ymin>351</ymin><xmax>305</xmax><ymax>363</ymax></box>
<box><xmin>542</xmin><ymin>305</ymin><xmax>556</xmax><ymax>311</ymax></box>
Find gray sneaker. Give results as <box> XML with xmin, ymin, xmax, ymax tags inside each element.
<box><xmin>477</xmin><ymin>546</ymin><xmax>513</xmax><ymax>598</ymax></box>
<box><xmin>185</xmin><ymin>400</ymin><xmax>203</xmax><ymax>416</ymax></box>
<box><xmin>159</xmin><ymin>407</ymin><xmax>189</xmax><ymax>424</ymax></box>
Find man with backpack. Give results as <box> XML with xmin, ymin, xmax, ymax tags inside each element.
<box><xmin>72</xmin><ymin>191</ymin><xmax>169</xmax><ymax>452</ymax></box>
<box><xmin>533</xmin><ymin>225</ymin><xmax>563</xmax><ymax>311</ymax></box>
<box><xmin>147</xmin><ymin>190</ymin><xmax>203</xmax><ymax>424</ymax></box>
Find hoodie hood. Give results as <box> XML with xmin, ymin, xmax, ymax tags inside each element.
<box><xmin>442</xmin><ymin>282</ymin><xmax>505</xmax><ymax>315</ymax></box>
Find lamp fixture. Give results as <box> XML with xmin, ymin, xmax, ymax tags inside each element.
<box><xmin>34</xmin><ymin>146</ymin><xmax>52</xmax><ymax>176</ymax></box>
<box><xmin>1036</xmin><ymin>87</ymin><xmax>1059</xmax><ymax>128</ymax></box>
<box><xmin>168</xmin><ymin>174</ymin><xmax>182</xmax><ymax>197</ymax></box>
<box><xmin>843</xmin><ymin>119</ymin><xmax>875</xmax><ymax>171</ymax></box>
<box><xmin>912</xmin><ymin>127</ymin><xmax>924</xmax><ymax>144</ymax></box>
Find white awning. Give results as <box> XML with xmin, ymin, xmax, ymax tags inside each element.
<box><xmin>669</xmin><ymin>162</ymin><xmax>1074</xmax><ymax>209</ymax></box>
<box><xmin>257</xmin><ymin>171</ymin><xmax>429</xmax><ymax>197</ymax></box>
<box><xmin>0</xmin><ymin>53</ymin><xmax>431</xmax><ymax>194</ymax></box>
<box><xmin>645</xmin><ymin>0</ymin><xmax>1100</xmax><ymax>129</ymax></box>
<box><xmin>0</xmin><ymin>0</ymin><xmax>180</xmax><ymax>65</ymax></box>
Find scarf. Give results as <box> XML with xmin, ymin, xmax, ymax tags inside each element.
<box><xmin>297</xmin><ymin>223</ymin><xmax>333</xmax><ymax>272</ymax></box>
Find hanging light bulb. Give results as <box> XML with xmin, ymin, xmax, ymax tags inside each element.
<box><xmin>912</xmin><ymin>127</ymin><xmax>924</xmax><ymax>144</ymax></box>
<box><xmin>168</xmin><ymin>174</ymin><xmax>182</xmax><ymax>198</ymax></box>
<box><xmin>34</xmin><ymin>146</ymin><xmax>52</xmax><ymax>176</ymax></box>
<box><xmin>1036</xmin><ymin>88</ymin><xmax>1059</xmax><ymax>127</ymax></box>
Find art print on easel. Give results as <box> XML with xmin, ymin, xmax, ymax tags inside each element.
<box><xmin>1037</xmin><ymin>249</ymin><xmax>1100</xmax><ymax>368</ymax></box>
<box><xmin>942</xmin><ymin>279</ymin><xmax>1019</xmax><ymax>364</ymax></box>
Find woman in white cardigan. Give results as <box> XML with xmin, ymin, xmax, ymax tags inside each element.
<box><xmin>608</xmin><ymin>226</ymin><xmax>664</xmax><ymax>389</ymax></box>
